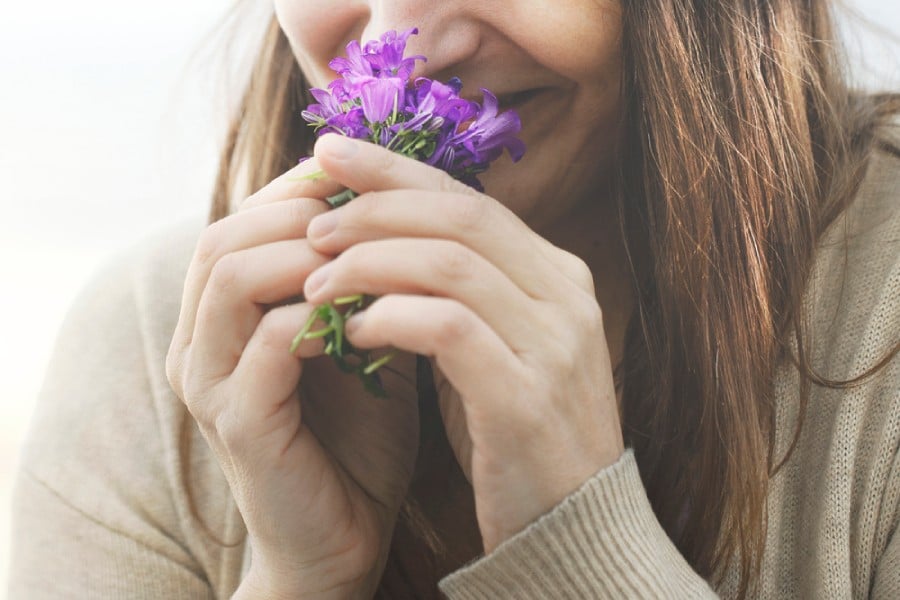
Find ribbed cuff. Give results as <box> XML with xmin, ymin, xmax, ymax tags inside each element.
<box><xmin>438</xmin><ymin>450</ymin><xmax>716</xmax><ymax>599</ymax></box>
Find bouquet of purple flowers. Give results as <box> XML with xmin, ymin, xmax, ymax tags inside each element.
<box><xmin>292</xmin><ymin>28</ymin><xmax>525</xmax><ymax>396</ymax></box>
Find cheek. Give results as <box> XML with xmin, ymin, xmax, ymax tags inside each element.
<box><xmin>272</xmin><ymin>0</ymin><xmax>368</xmax><ymax>86</ymax></box>
<box><xmin>509</xmin><ymin>1</ymin><xmax>622</xmax><ymax>83</ymax></box>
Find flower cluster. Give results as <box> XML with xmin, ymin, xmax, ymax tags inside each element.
<box><xmin>301</xmin><ymin>28</ymin><xmax>525</xmax><ymax>191</ymax></box>
<box><xmin>294</xmin><ymin>29</ymin><xmax>525</xmax><ymax>396</ymax></box>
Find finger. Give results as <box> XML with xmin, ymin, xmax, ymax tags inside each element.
<box><xmin>309</xmin><ymin>137</ymin><xmax>588</xmax><ymax>297</ymax></box>
<box><xmin>313</xmin><ymin>134</ymin><xmax>476</xmax><ymax>197</ymax></box>
<box><xmin>200</xmin><ymin>301</ymin><xmax>324</xmax><ymax>446</ymax></box>
<box><xmin>238</xmin><ymin>156</ymin><xmax>344</xmax><ymax>211</ymax></box>
<box><xmin>228</xmin><ymin>302</ymin><xmax>325</xmax><ymax>416</ymax></box>
<box><xmin>304</xmin><ymin>238</ymin><xmax>542</xmax><ymax>350</ymax></box>
<box><xmin>175</xmin><ymin>199</ymin><xmax>329</xmax><ymax>347</ymax></box>
<box><xmin>191</xmin><ymin>239</ymin><xmax>328</xmax><ymax>382</ymax></box>
<box><xmin>306</xmin><ymin>189</ymin><xmax>576</xmax><ymax>300</ymax></box>
<box><xmin>343</xmin><ymin>294</ymin><xmax>524</xmax><ymax>413</ymax></box>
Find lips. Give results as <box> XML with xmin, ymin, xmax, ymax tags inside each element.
<box><xmin>498</xmin><ymin>88</ymin><xmax>545</xmax><ymax>109</ymax></box>
<box><xmin>462</xmin><ymin>87</ymin><xmax>549</xmax><ymax>112</ymax></box>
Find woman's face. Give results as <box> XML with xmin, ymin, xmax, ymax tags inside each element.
<box><xmin>273</xmin><ymin>0</ymin><xmax>623</xmax><ymax>229</ymax></box>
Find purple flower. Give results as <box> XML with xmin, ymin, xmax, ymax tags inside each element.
<box><xmin>301</xmin><ymin>87</ymin><xmax>344</xmax><ymax>123</ymax></box>
<box><xmin>408</xmin><ymin>77</ymin><xmax>476</xmax><ymax>123</ymax></box>
<box><xmin>363</xmin><ymin>28</ymin><xmax>425</xmax><ymax>80</ymax></box>
<box><xmin>328</xmin><ymin>39</ymin><xmax>373</xmax><ymax>80</ymax></box>
<box><xmin>356</xmin><ymin>76</ymin><xmax>405</xmax><ymax>123</ymax></box>
<box><xmin>423</xmin><ymin>90</ymin><xmax>524</xmax><ymax>188</ymax></box>
<box><xmin>458</xmin><ymin>89</ymin><xmax>526</xmax><ymax>163</ymax></box>
<box><xmin>301</xmin><ymin>28</ymin><xmax>525</xmax><ymax>190</ymax></box>
<box><xmin>329</xmin><ymin>28</ymin><xmax>425</xmax><ymax>83</ymax></box>
<box><xmin>302</xmin><ymin>87</ymin><xmax>370</xmax><ymax>138</ymax></box>
<box><xmin>329</xmin><ymin>108</ymin><xmax>371</xmax><ymax>138</ymax></box>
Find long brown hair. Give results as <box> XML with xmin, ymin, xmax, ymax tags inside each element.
<box><xmin>206</xmin><ymin>1</ymin><xmax>900</xmax><ymax>596</ymax></box>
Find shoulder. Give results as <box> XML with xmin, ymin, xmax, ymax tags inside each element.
<box><xmin>804</xmin><ymin>120</ymin><xmax>900</xmax><ymax>379</ymax></box>
<box><xmin>23</xmin><ymin>217</ymin><xmax>205</xmax><ymax>462</ymax></box>
<box><xmin>14</xmin><ymin>217</ymin><xmax>246</xmax><ymax>596</ymax></box>
<box><xmin>53</xmin><ymin>218</ymin><xmax>204</xmax><ymax>350</ymax></box>
<box><xmin>759</xmin><ymin>124</ymin><xmax>900</xmax><ymax>597</ymax></box>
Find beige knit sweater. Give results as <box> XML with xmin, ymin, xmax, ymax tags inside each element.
<box><xmin>9</xmin><ymin>131</ymin><xmax>900</xmax><ymax>598</ymax></box>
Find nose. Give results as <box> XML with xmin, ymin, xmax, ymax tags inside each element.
<box><xmin>357</xmin><ymin>1</ymin><xmax>482</xmax><ymax>78</ymax></box>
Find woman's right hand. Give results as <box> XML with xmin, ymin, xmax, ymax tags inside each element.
<box><xmin>165</xmin><ymin>160</ymin><xmax>421</xmax><ymax>599</ymax></box>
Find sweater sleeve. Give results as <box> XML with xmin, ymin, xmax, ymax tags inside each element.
<box><xmin>871</xmin><ymin>492</ymin><xmax>900</xmax><ymax>599</ymax></box>
<box><xmin>870</xmin><ymin>427</ymin><xmax>900</xmax><ymax>600</ymax></box>
<box><xmin>8</xmin><ymin>225</ymin><xmax>243</xmax><ymax>599</ymax></box>
<box><xmin>438</xmin><ymin>450</ymin><xmax>716</xmax><ymax>599</ymax></box>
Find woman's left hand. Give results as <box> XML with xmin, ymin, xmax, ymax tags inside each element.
<box><xmin>304</xmin><ymin>134</ymin><xmax>625</xmax><ymax>553</ymax></box>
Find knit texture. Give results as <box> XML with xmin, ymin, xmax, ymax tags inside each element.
<box><xmin>9</xmin><ymin>131</ymin><xmax>900</xmax><ymax>598</ymax></box>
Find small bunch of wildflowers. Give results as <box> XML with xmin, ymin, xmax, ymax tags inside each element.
<box><xmin>291</xmin><ymin>28</ymin><xmax>525</xmax><ymax>396</ymax></box>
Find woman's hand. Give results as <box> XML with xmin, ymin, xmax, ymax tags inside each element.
<box><xmin>305</xmin><ymin>134</ymin><xmax>625</xmax><ymax>554</ymax></box>
<box><xmin>165</xmin><ymin>159</ymin><xmax>420</xmax><ymax>599</ymax></box>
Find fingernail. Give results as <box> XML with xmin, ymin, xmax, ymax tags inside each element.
<box><xmin>319</xmin><ymin>134</ymin><xmax>359</xmax><ymax>160</ymax></box>
<box><xmin>307</xmin><ymin>212</ymin><xmax>337</xmax><ymax>239</ymax></box>
<box><xmin>305</xmin><ymin>265</ymin><xmax>331</xmax><ymax>297</ymax></box>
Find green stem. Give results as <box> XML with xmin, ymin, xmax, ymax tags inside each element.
<box><xmin>290</xmin><ymin>309</ymin><xmax>321</xmax><ymax>353</ymax></box>
<box><xmin>326</xmin><ymin>189</ymin><xmax>358</xmax><ymax>207</ymax></box>
<box><xmin>363</xmin><ymin>351</ymin><xmax>397</xmax><ymax>375</ymax></box>
<box><xmin>303</xmin><ymin>325</ymin><xmax>335</xmax><ymax>340</ymax></box>
<box><xmin>334</xmin><ymin>294</ymin><xmax>364</xmax><ymax>306</ymax></box>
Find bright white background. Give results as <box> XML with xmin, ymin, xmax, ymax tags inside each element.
<box><xmin>0</xmin><ymin>1</ymin><xmax>897</xmax><ymax>596</ymax></box>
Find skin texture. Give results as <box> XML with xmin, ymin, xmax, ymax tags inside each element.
<box><xmin>167</xmin><ymin>2</ymin><xmax>628</xmax><ymax>597</ymax></box>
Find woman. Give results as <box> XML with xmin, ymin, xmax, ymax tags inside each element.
<box><xmin>10</xmin><ymin>1</ymin><xmax>900</xmax><ymax>598</ymax></box>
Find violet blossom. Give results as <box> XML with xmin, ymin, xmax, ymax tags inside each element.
<box><xmin>301</xmin><ymin>28</ymin><xmax>525</xmax><ymax>191</ymax></box>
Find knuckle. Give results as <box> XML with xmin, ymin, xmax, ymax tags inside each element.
<box><xmin>447</xmin><ymin>193</ymin><xmax>489</xmax><ymax>232</ymax></box>
<box><xmin>346</xmin><ymin>192</ymin><xmax>382</xmax><ymax>227</ymax></box>
<box><xmin>343</xmin><ymin>536</ymin><xmax>380</xmax><ymax>578</ymax></box>
<box><xmin>575</xmin><ymin>291</ymin><xmax>604</xmax><ymax>332</ymax></box>
<box><xmin>164</xmin><ymin>345</ymin><xmax>185</xmax><ymax>397</ymax></box>
<box><xmin>434</xmin><ymin>242</ymin><xmax>476</xmax><ymax>283</ymax></box>
<box><xmin>287</xmin><ymin>197</ymin><xmax>320</xmax><ymax>233</ymax></box>
<box><xmin>207</xmin><ymin>252</ymin><xmax>242</xmax><ymax>295</ymax></box>
<box><xmin>194</xmin><ymin>221</ymin><xmax>227</xmax><ymax>269</ymax></box>
<box><xmin>179</xmin><ymin>358</ymin><xmax>206</xmax><ymax>407</ymax></box>
<box><xmin>372</xmin><ymin>146</ymin><xmax>397</xmax><ymax>174</ymax></box>
<box><xmin>180</xmin><ymin>379</ymin><xmax>214</xmax><ymax>428</ymax></box>
<box><xmin>512</xmin><ymin>399</ymin><xmax>549</xmax><ymax>441</ymax></box>
<box><xmin>534</xmin><ymin>333</ymin><xmax>572</xmax><ymax>373</ymax></box>
<box><xmin>214</xmin><ymin>409</ymin><xmax>244</xmax><ymax>451</ymax></box>
<box><xmin>239</xmin><ymin>189</ymin><xmax>264</xmax><ymax>211</ymax></box>
<box><xmin>256</xmin><ymin>308</ymin><xmax>289</xmax><ymax>351</ymax></box>
<box><xmin>172</xmin><ymin>352</ymin><xmax>227</xmax><ymax>436</ymax></box>
<box><xmin>439</xmin><ymin>172</ymin><xmax>474</xmax><ymax>196</ymax></box>
<box><xmin>337</xmin><ymin>243</ymin><xmax>369</xmax><ymax>276</ymax></box>
<box><xmin>567</xmin><ymin>291</ymin><xmax>602</xmax><ymax>329</ymax></box>
<box><xmin>565</xmin><ymin>253</ymin><xmax>596</xmax><ymax>293</ymax></box>
<box><xmin>433</xmin><ymin>304</ymin><xmax>474</xmax><ymax>347</ymax></box>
